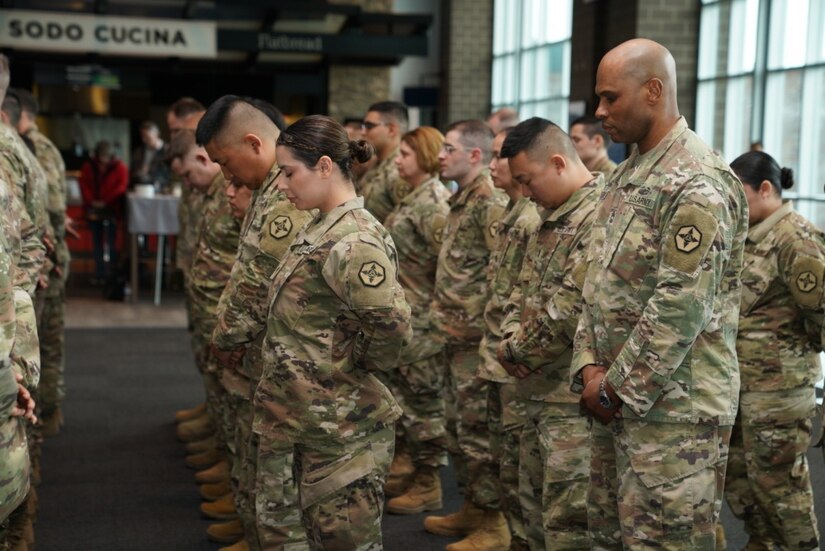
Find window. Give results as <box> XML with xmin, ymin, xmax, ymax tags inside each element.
<box><xmin>491</xmin><ymin>0</ymin><xmax>572</xmax><ymax>126</ymax></box>
<box><xmin>696</xmin><ymin>0</ymin><xmax>825</xmax><ymax>226</ymax></box>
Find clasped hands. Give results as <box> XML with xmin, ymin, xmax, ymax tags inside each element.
<box><xmin>579</xmin><ymin>364</ymin><xmax>622</xmax><ymax>424</ymax></box>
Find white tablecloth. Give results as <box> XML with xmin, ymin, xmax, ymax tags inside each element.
<box><xmin>127</xmin><ymin>194</ymin><xmax>180</xmax><ymax>235</ymax></box>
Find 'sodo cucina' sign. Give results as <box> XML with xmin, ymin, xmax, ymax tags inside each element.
<box><xmin>0</xmin><ymin>10</ymin><xmax>216</xmax><ymax>58</ymax></box>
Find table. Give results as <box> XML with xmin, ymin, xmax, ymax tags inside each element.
<box><xmin>127</xmin><ymin>193</ymin><xmax>180</xmax><ymax>305</ymax></box>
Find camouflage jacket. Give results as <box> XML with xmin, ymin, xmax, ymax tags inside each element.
<box><xmin>213</xmin><ymin>165</ymin><xmax>314</xmax><ymax>386</ymax></box>
<box><xmin>500</xmin><ymin>176</ymin><xmax>602</xmax><ymax>407</ymax></box>
<box><xmin>430</xmin><ymin>172</ymin><xmax>508</xmax><ymax>344</ymax></box>
<box><xmin>478</xmin><ymin>196</ymin><xmax>541</xmax><ymax>382</ymax></box>
<box><xmin>572</xmin><ymin>117</ymin><xmax>748</xmax><ymax>425</ymax></box>
<box><xmin>359</xmin><ymin>146</ymin><xmax>411</xmax><ymax>223</ymax></box>
<box><xmin>592</xmin><ymin>155</ymin><xmax>618</xmax><ymax>182</ymax></box>
<box><xmin>253</xmin><ymin>197</ymin><xmax>411</xmax><ymax>445</ymax></box>
<box><xmin>384</xmin><ymin>176</ymin><xmax>452</xmax><ymax>364</ymax></box>
<box><xmin>187</xmin><ymin>173</ymin><xmax>240</xmax><ymax>323</ymax></box>
<box><xmin>176</xmin><ymin>183</ymin><xmax>207</xmax><ymax>276</ymax></box>
<box><xmin>738</xmin><ymin>202</ymin><xmax>825</xmax><ymax>391</ymax></box>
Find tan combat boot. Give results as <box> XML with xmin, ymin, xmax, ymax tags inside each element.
<box><xmin>200</xmin><ymin>478</ymin><xmax>232</xmax><ymax>501</ymax></box>
<box><xmin>196</xmin><ymin>459</ymin><xmax>231</xmax><ymax>484</ymax></box>
<box><xmin>185</xmin><ymin>447</ymin><xmax>223</xmax><ymax>470</ymax></box>
<box><xmin>40</xmin><ymin>408</ymin><xmax>63</xmax><ymax>438</ymax></box>
<box><xmin>386</xmin><ymin>466</ymin><xmax>442</xmax><ymax>514</ymax></box>
<box><xmin>424</xmin><ymin>499</ymin><xmax>486</xmax><ymax>537</ymax></box>
<box><xmin>715</xmin><ymin>523</ymin><xmax>726</xmax><ymax>551</ymax></box>
<box><xmin>742</xmin><ymin>540</ymin><xmax>776</xmax><ymax>551</ymax></box>
<box><xmin>384</xmin><ymin>450</ymin><xmax>416</xmax><ymax>497</ymax></box>
<box><xmin>207</xmin><ymin>518</ymin><xmax>245</xmax><ymax>543</ymax></box>
<box><xmin>201</xmin><ymin>493</ymin><xmax>238</xmax><ymax>520</ymax></box>
<box><xmin>445</xmin><ymin>510</ymin><xmax>511</xmax><ymax>551</ymax></box>
<box><xmin>176</xmin><ymin>402</ymin><xmax>207</xmax><ymax>423</ymax></box>
<box><xmin>186</xmin><ymin>434</ymin><xmax>218</xmax><ymax>455</ymax></box>
<box><xmin>176</xmin><ymin>414</ymin><xmax>215</xmax><ymax>442</ymax></box>
<box><xmin>219</xmin><ymin>540</ymin><xmax>250</xmax><ymax>551</ymax></box>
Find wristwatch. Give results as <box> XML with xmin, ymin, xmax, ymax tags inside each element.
<box><xmin>598</xmin><ymin>378</ymin><xmax>613</xmax><ymax>409</ymax></box>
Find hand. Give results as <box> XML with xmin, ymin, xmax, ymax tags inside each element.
<box><xmin>11</xmin><ymin>373</ymin><xmax>36</xmax><ymax>423</ymax></box>
<box><xmin>497</xmin><ymin>342</ymin><xmax>532</xmax><ymax>379</ymax></box>
<box><xmin>43</xmin><ymin>235</ymin><xmax>55</xmax><ymax>254</ymax></box>
<box><xmin>210</xmin><ymin>343</ymin><xmax>246</xmax><ymax>369</ymax></box>
<box><xmin>580</xmin><ymin>369</ymin><xmax>622</xmax><ymax>425</ymax></box>
<box><xmin>65</xmin><ymin>217</ymin><xmax>81</xmax><ymax>239</ymax></box>
<box><xmin>37</xmin><ymin>273</ymin><xmax>49</xmax><ymax>290</ymax></box>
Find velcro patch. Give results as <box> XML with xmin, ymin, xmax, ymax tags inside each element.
<box><xmin>359</xmin><ymin>261</ymin><xmax>386</xmax><ymax>287</ymax></box>
<box><xmin>790</xmin><ymin>255</ymin><xmax>825</xmax><ymax>308</ymax></box>
<box><xmin>662</xmin><ymin>205</ymin><xmax>718</xmax><ymax>274</ymax></box>
<box><xmin>489</xmin><ymin>220</ymin><xmax>501</xmax><ymax>238</ymax></box>
<box><xmin>431</xmin><ymin>214</ymin><xmax>447</xmax><ymax>245</ymax></box>
<box><xmin>270</xmin><ymin>215</ymin><xmax>293</xmax><ymax>239</ymax></box>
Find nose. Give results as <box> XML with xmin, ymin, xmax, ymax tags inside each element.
<box><xmin>220</xmin><ymin>166</ymin><xmax>233</xmax><ymax>181</ymax></box>
<box><xmin>595</xmin><ymin>99</ymin><xmax>607</xmax><ymax>120</ymax></box>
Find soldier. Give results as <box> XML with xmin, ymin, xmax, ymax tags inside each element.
<box><xmin>252</xmin><ymin>115</ymin><xmax>411</xmax><ymax>549</ymax></box>
<box><xmin>569</xmin><ymin>115</ymin><xmax>618</xmax><ymax>180</ymax></box>
<box><xmin>381</xmin><ymin>127</ymin><xmax>452</xmax><ymax>514</ymax></box>
<box><xmin>486</xmin><ymin>108</ymin><xmax>519</xmax><ymax>134</ymax></box>
<box><xmin>476</xmin><ymin>126</ymin><xmax>540</xmax><ymax>550</ymax></box>
<box><xmin>424</xmin><ymin>120</ymin><xmax>509</xmax><ymax>550</ymax></box>
<box><xmin>724</xmin><ymin>151</ymin><xmax>821</xmax><ymax>551</ymax></box>
<box><xmin>14</xmin><ymin>88</ymin><xmax>71</xmax><ymax>437</ymax></box>
<box><xmin>573</xmin><ymin>39</ymin><xmax>748</xmax><ymax>549</ymax></box>
<box><xmin>359</xmin><ymin>101</ymin><xmax>411</xmax><ymax>222</ymax></box>
<box><xmin>497</xmin><ymin>118</ymin><xmax>602</xmax><ymax>550</ymax></box>
<box><xmin>199</xmin><ymin>96</ymin><xmax>313</xmax><ymax>551</ymax></box>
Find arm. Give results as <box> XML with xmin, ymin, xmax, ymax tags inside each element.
<box><xmin>778</xmin><ymin>234</ymin><xmax>825</xmax><ymax>351</ymax></box>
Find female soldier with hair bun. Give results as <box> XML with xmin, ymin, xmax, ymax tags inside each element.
<box><xmin>723</xmin><ymin>150</ymin><xmax>824</xmax><ymax>550</ymax></box>
<box><xmin>252</xmin><ymin>114</ymin><xmax>412</xmax><ymax>549</ymax></box>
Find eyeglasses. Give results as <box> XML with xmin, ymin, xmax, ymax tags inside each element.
<box><xmin>440</xmin><ymin>144</ymin><xmax>476</xmax><ymax>155</ymax></box>
<box><xmin>361</xmin><ymin>121</ymin><xmax>390</xmax><ymax>131</ymax></box>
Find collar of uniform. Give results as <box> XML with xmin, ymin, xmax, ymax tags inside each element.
<box><xmin>545</xmin><ymin>173</ymin><xmax>603</xmax><ymax>224</ymax></box>
<box><xmin>621</xmin><ymin>116</ymin><xmax>689</xmax><ymax>188</ymax></box>
<box><xmin>205</xmin><ymin>171</ymin><xmax>227</xmax><ymax>198</ymax></box>
<box><xmin>399</xmin><ymin>175</ymin><xmax>441</xmax><ymax>207</ymax></box>
<box><xmin>449</xmin><ymin>170</ymin><xmax>491</xmax><ymax>207</ymax></box>
<box><xmin>748</xmin><ymin>200</ymin><xmax>794</xmax><ymax>244</ymax></box>
<box><xmin>294</xmin><ymin>196</ymin><xmax>364</xmax><ymax>245</ymax></box>
<box><xmin>260</xmin><ymin>163</ymin><xmax>281</xmax><ymax>193</ymax></box>
<box><xmin>591</xmin><ymin>155</ymin><xmax>615</xmax><ymax>174</ymax></box>
<box><xmin>501</xmin><ymin>196</ymin><xmax>533</xmax><ymax>228</ymax></box>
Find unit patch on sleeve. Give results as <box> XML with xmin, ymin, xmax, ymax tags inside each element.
<box><xmin>270</xmin><ymin>215</ymin><xmax>293</xmax><ymax>239</ymax></box>
<box><xmin>359</xmin><ymin>261</ymin><xmax>386</xmax><ymax>287</ymax></box>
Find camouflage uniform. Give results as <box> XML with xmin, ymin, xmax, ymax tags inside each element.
<box><xmin>591</xmin><ymin>156</ymin><xmax>618</xmax><ymax>182</ymax></box>
<box><xmin>253</xmin><ymin>197</ymin><xmax>411</xmax><ymax>550</ymax></box>
<box><xmin>430</xmin><ymin>171</ymin><xmax>507</xmax><ymax>507</ymax></box>
<box><xmin>478</xmin><ymin>196</ymin><xmax>539</xmax><ymax>545</ymax></box>
<box><xmin>383</xmin><ymin>176</ymin><xmax>452</xmax><ymax>469</ymax></box>
<box><xmin>27</xmin><ymin>126</ymin><xmax>69</xmax><ymax>419</ymax></box>
<box><xmin>725</xmin><ymin>202</ymin><xmax>822</xmax><ymax>550</ymax></box>
<box><xmin>499</xmin><ymin>177</ymin><xmax>602</xmax><ymax>550</ymax></box>
<box><xmin>187</xmin><ymin>173</ymin><xmax>240</xmax><ymax>457</ymax></box>
<box><xmin>212</xmin><ymin>165</ymin><xmax>314</xmax><ymax>550</ymax></box>
<box><xmin>358</xmin><ymin>147</ymin><xmax>411</xmax><ymax>223</ymax></box>
<box><xmin>571</xmin><ymin>118</ymin><xmax>748</xmax><ymax>549</ymax></box>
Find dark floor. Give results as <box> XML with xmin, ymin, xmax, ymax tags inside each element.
<box><xmin>36</xmin><ymin>328</ymin><xmax>825</xmax><ymax>550</ymax></box>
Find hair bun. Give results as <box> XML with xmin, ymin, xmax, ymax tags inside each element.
<box><xmin>780</xmin><ymin>166</ymin><xmax>794</xmax><ymax>190</ymax></box>
<box><xmin>349</xmin><ymin>140</ymin><xmax>374</xmax><ymax>164</ymax></box>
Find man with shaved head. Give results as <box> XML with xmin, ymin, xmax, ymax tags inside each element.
<box><xmin>198</xmin><ymin>95</ymin><xmax>313</xmax><ymax>550</ymax></box>
<box><xmin>572</xmin><ymin>39</ymin><xmax>748</xmax><ymax>549</ymax></box>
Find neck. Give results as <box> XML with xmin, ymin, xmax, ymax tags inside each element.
<box><xmin>320</xmin><ymin>178</ymin><xmax>356</xmax><ymax>213</ymax></box>
<box><xmin>456</xmin><ymin>165</ymin><xmax>483</xmax><ymax>189</ymax></box>
<box><xmin>586</xmin><ymin>151</ymin><xmax>609</xmax><ymax>171</ymax></box>
<box><xmin>377</xmin><ymin>141</ymin><xmax>398</xmax><ymax>162</ymax></box>
<box><xmin>637</xmin><ymin>111</ymin><xmax>680</xmax><ymax>154</ymax></box>
<box><xmin>407</xmin><ymin>171</ymin><xmax>431</xmax><ymax>188</ymax></box>
<box><xmin>504</xmin><ymin>184</ymin><xmax>522</xmax><ymax>203</ymax></box>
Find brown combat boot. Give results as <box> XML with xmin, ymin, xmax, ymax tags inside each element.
<box><xmin>742</xmin><ymin>540</ymin><xmax>776</xmax><ymax>551</ymax></box>
<box><xmin>40</xmin><ymin>408</ymin><xmax>63</xmax><ymax>438</ymax></box>
<box><xmin>219</xmin><ymin>540</ymin><xmax>250</xmax><ymax>551</ymax></box>
<box><xmin>186</xmin><ymin>434</ymin><xmax>218</xmax><ymax>455</ymax></box>
<box><xmin>200</xmin><ymin>479</ymin><xmax>232</xmax><ymax>501</ymax></box>
<box><xmin>445</xmin><ymin>510</ymin><xmax>511</xmax><ymax>551</ymax></box>
<box><xmin>386</xmin><ymin>466</ymin><xmax>442</xmax><ymax>514</ymax></box>
<box><xmin>176</xmin><ymin>402</ymin><xmax>208</xmax><ymax>423</ymax></box>
<box><xmin>176</xmin><ymin>414</ymin><xmax>215</xmax><ymax>442</ymax></box>
<box><xmin>384</xmin><ymin>450</ymin><xmax>416</xmax><ymax>497</ymax></box>
<box><xmin>207</xmin><ymin>518</ymin><xmax>245</xmax><ymax>543</ymax></box>
<box><xmin>185</xmin><ymin>447</ymin><xmax>223</xmax><ymax>470</ymax></box>
<box><xmin>715</xmin><ymin>523</ymin><xmax>726</xmax><ymax>551</ymax></box>
<box><xmin>424</xmin><ymin>499</ymin><xmax>486</xmax><ymax>537</ymax></box>
<box><xmin>201</xmin><ymin>493</ymin><xmax>238</xmax><ymax>520</ymax></box>
<box><xmin>196</xmin><ymin>459</ymin><xmax>231</xmax><ymax>484</ymax></box>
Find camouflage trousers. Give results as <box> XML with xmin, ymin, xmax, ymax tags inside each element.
<box><xmin>190</xmin><ymin>315</ymin><xmax>229</xmax><ymax>452</ymax></box>
<box><xmin>518</xmin><ymin>402</ymin><xmax>588</xmax><ymax>550</ymax></box>
<box><xmin>0</xmin><ymin>416</ymin><xmax>29</xmax><ymax>523</ymax></box>
<box><xmin>725</xmin><ymin>387</ymin><xmax>819</xmax><ymax>550</ymax></box>
<box><xmin>444</xmin><ymin>342</ymin><xmax>498</xmax><ymax>509</ymax></box>
<box><xmin>255</xmin><ymin>425</ymin><xmax>394</xmax><ymax>551</ymax></box>
<box><xmin>37</xmin><ymin>283</ymin><xmax>66</xmax><ymax>416</ymax></box>
<box><xmin>386</xmin><ymin>352</ymin><xmax>448</xmax><ymax>469</ymax></box>
<box><xmin>588</xmin><ymin>418</ymin><xmax>730</xmax><ymax>550</ymax></box>
<box><xmin>487</xmin><ymin>380</ymin><xmax>526</xmax><ymax>545</ymax></box>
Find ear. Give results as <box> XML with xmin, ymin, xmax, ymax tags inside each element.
<box><xmin>468</xmin><ymin>147</ymin><xmax>483</xmax><ymax>165</ymax></box>
<box><xmin>195</xmin><ymin>151</ymin><xmax>211</xmax><ymax>166</ymax></box>
<box><xmin>645</xmin><ymin>78</ymin><xmax>663</xmax><ymax>104</ymax></box>
<box><xmin>243</xmin><ymin>133</ymin><xmax>264</xmax><ymax>154</ymax></box>
<box><xmin>550</xmin><ymin>154</ymin><xmax>566</xmax><ymax>174</ymax></box>
<box><xmin>759</xmin><ymin>179</ymin><xmax>774</xmax><ymax>197</ymax></box>
<box><xmin>317</xmin><ymin>155</ymin><xmax>334</xmax><ymax>178</ymax></box>
<box><xmin>592</xmin><ymin>134</ymin><xmax>604</xmax><ymax>148</ymax></box>
<box><xmin>386</xmin><ymin>121</ymin><xmax>399</xmax><ymax>139</ymax></box>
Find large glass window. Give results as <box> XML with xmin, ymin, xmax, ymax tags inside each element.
<box><xmin>696</xmin><ymin>0</ymin><xmax>825</xmax><ymax>225</ymax></box>
<box><xmin>491</xmin><ymin>0</ymin><xmax>572</xmax><ymax>126</ymax></box>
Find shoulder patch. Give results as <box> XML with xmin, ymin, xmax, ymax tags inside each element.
<box><xmin>662</xmin><ymin>204</ymin><xmax>718</xmax><ymax>274</ymax></box>
<box><xmin>790</xmin><ymin>255</ymin><xmax>825</xmax><ymax>308</ymax></box>
<box><xmin>359</xmin><ymin>261</ymin><xmax>386</xmax><ymax>287</ymax></box>
<box><xmin>270</xmin><ymin>215</ymin><xmax>293</xmax><ymax>239</ymax></box>
<box><xmin>489</xmin><ymin>220</ymin><xmax>501</xmax><ymax>238</ymax></box>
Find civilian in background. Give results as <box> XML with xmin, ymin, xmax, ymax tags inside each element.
<box><xmin>130</xmin><ymin>121</ymin><xmax>168</xmax><ymax>190</ymax></box>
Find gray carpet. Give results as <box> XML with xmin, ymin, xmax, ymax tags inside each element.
<box><xmin>36</xmin><ymin>328</ymin><xmax>825</xmax><ymax>550</ymax></box>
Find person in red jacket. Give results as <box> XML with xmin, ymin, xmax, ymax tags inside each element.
<box><xmin>79</xmin><ymin>140</ymin><xmax>128</xmax><ymax>283</ymax></box>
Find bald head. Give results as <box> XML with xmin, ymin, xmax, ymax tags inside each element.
<box><xmin>601</xmin><ymin>39</ymin><xmax>677</xmax><ymax>102</ymax></box>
